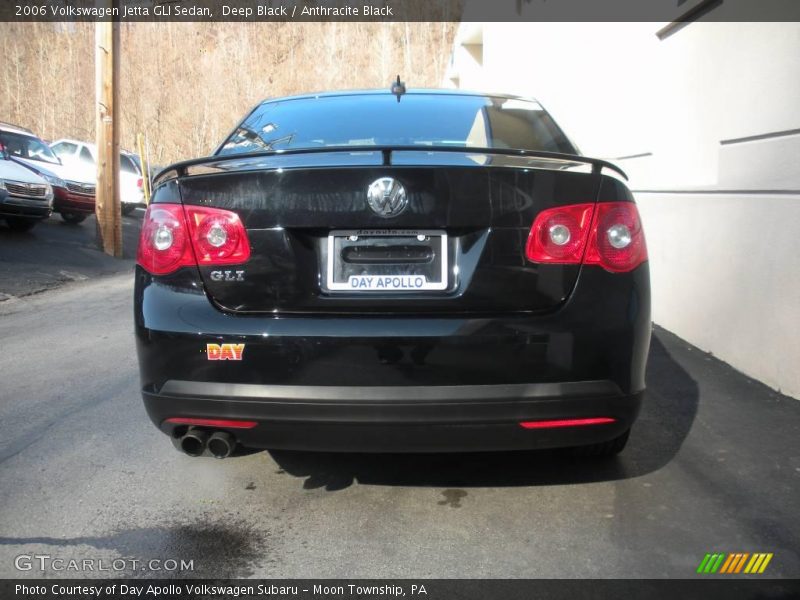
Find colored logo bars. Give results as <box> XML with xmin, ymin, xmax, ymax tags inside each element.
<box><xmin>697</xmin><ymin>553</ymin><xmax>773</xmax><ymax>574</ymax></box>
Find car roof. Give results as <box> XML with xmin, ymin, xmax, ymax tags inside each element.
<box><xmin>52</xmin><ymin>139</ymin><xmax>137</xmax><ymax>157</ymax></box>
<box><xmin>258</xmin><ymin>88</ymin><xmax>539</xmax><ymax>106</ymax></box>
<box><xmin>51</xmin><ymin>138</ymin><xmax>88</xmax><ymax>147</ymax></box>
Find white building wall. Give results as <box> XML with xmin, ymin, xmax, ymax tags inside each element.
<box><xmin>445</xmin><ymin>19</ymin><xmax>800</xmax><ymax>398</ymax></box>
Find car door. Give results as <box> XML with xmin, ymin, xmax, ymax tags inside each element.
<box><xmin>119</xmin><ymin>153</ymin><xmax>143</xmax><ymax>204</ymax></box>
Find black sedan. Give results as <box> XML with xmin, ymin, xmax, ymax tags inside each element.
<box><xmin>134</xmin><ymin>88</ymin><xmax>650</xmax><ymax>459</ymax></box>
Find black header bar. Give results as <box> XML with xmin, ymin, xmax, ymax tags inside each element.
<box><xmin>2</xmin><ymin>0</ymin><xmax>800</xmax><ymax>23</ymax></box>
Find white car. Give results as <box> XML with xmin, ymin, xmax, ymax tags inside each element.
<box><xmin>0</xmin><ymin>147</ymin><xmax>53</xmax><ymax>231</ymax></box>
<box><xmin>50</xmin><ymin>138</ymin><xmax>145</xmax><ymax>215</ymax></box>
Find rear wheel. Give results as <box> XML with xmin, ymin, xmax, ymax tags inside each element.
<box><xmin>5</xmin><ymin>217</ymin><xmax>38</xmax><ymax>232</ymax></box>
<box><xmin>61</xmin><ymin>212</ymin><xmax>87</xmax><ymax>225</ymax></box>
<box><xmin>571</xmin><ymin>428</ymin><xmax>630</xmax><ymax>458</ymax></box>
<box><xmin>121</xmin><ymin>204</ymin><xmax>137</xmax><ymax>216</ymax></box>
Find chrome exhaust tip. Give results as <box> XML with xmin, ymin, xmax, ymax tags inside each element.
<box><xmin>179</xmin><ymin>427</ymin><xmax>209</xmax><ymax>457</ymax></box>
<box><xmin>207</xmin><ymin>431</ymin><xmax>236</xmax><ymax>459</ymax></box>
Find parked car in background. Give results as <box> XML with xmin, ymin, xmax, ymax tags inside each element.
<box><xmin>50</xmin><ymin>139</ymin><xmax>144</xmax><ymax>215</ymax></box>
<box><xmin>0</xmin><ymin>144</ymin><xmax>53</xmax><ymax>231</ymax></box>
<box><xmin>0</xmin><ymin>123</ymin><xmax>95</xmax><ymax>224</ymax></box>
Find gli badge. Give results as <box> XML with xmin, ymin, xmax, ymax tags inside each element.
<box><xmin>206</xmin><ymin>343</ymin><xmax>245</xmax><ymax>361</ymax></box>
<box><xmin>210</xmin><ymin>270</ymin><xmax>245</xmax><ymax>282</ymax></box>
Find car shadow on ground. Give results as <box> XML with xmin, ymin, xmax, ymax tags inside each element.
<box><xmin>266</xmin><ymin>331</ymin><xmax>698</xmax><ymax>491</ymax></box>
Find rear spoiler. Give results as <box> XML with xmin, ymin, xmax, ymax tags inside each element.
<box><xmin>153</xmin><ymin>145</ymin><xmax>627</xmax><ymax>187</ymax></box>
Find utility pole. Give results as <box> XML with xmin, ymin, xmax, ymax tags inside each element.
<box><xmin>95</xmin><ymin>8</ymin><xmax>122</xmax><ymax>257</ymax></box>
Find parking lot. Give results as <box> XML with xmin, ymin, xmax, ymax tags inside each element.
<box><xmin>0</xmin><ymin>211</ymin><xmax>141</xmax><ymax>300</ymax></box>
<box><xmin>0</xmin><ymin>215</ymin><xmax>798</xmax><ymax>579</ymax></box>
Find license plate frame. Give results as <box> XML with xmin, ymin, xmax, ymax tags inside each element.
<box><xmin>326</xmin><ymin>229</ymin><xmax>448</xmax><ymax>292</ymax></box>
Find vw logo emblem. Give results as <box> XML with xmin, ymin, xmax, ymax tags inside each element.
<box><xmin>366</xmin><ymin>177</ymin><xmax>408</xmax><ymax>218</ymax></box>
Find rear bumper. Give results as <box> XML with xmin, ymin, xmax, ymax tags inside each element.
<box><xmin>145</xmin><ymin>381</ymin><xmax>641</xmax><ymax>452</ymax></box>
<box><xmin>121</xmin><ymin>189</ymin><xmax>145</xmax><ymax>206</ymax></box>
<box><xmin>135</xmin><ymin>262</ymin><xmax>651</xmax><ymax>452</ymax></box>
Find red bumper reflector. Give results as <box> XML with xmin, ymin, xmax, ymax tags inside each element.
<box><xmin>165</xmin><ymin>417</ymin><xmax>257</xmax><ymax>429</ymax></box>
<box><xmin>519</xmin><ymin>417</ymin><xmax>616</xmax><ymax>429</ymax></box>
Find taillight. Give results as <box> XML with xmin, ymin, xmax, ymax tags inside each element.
<box><xmin>519</xmin><ymin>417</ymin><xmax>616</xmax><ymax>429</ymax></box>
<box><xmin>165</xmin><ymin>417</ymin><xmax>257</xmax><ymax>429</ymax></box>
<box><xmin>185</xmin><ymin>205</ymin><xmax>250</xmax><ymax>265</ymax></box>
<box><xmin>137</xmin><ymin>205</ymin><xmax>194</xmax><ymax>275</ymax></box>
<box><xmin>583</xmin><ymin>202</ymin><xmax>647</xmax><ymax>272</ymax></box>
<box><xmin>525</xmin><ymin>203</ymin><xmax>595</xmax><ymax>263</ymax></box>
<box><xmin>136</xmin><ymin>203</ymin><xmax>251</xmax><ymax>275</ymax></box>
<box><xmin>137</xmin><ymin>177</ymin><xmax>143</xmax><ymax>189</ymax></box>
<box><xmin>526</xmin><ymin>201</ymin><xmax>647</xmax><ymax>273</ymax></box>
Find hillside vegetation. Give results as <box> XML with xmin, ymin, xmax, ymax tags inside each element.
<box><xmin>1</xmin><ymin>21</ymin><xmax>457</xmax><ymax>165</ymax></box>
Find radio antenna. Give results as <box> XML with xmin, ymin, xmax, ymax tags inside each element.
<box><xmin>391</xmin><ymin>75</ymin><xmax>406</xmax><ymax>102</ymax></box>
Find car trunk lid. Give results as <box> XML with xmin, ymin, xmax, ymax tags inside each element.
<box><xmin>175</xmin><ymin>149</ymin><xmax>604</xmax><ymax>314</ymax></box>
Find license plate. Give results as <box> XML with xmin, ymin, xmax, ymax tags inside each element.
<box><xmin>326</xmin><ymin>229</ymin><xmax>448</xmax><ymax>292</ymax></box>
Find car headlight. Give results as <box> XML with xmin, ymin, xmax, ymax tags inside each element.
<box><xmin>43</xmin><ymin>174</ymin><xmax>65</xmax><ymax>188</ymax></box>
<box><xmin>44</xmin><ymin>183</ymin><xmax>54</xmax><ymax>201</ymax></box>
<box><xmin>0</xmin><ymin>179</ymin><xmax>6</xmax><ymax>190</ymax></box>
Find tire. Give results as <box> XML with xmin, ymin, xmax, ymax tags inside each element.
<box><xmin>571</xmin><ymin>428</ymin><xmax>630</xmax><ymax>458</ymax></box>
<box><xmin>61</xmin><ymin>212</ymin><xmax>87</xmax><ymax>225</ymax></box>
<box><xmin>121</xmin><ymin>204</ymin><xmax>137</xmax><ymax>216</ymax></box>
<box><xmin>5</xmin><ymin>217</ymin><xmax>37</xmax><ymax>232</ymax></box>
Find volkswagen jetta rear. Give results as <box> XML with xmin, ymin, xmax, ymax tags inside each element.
<box><xmin>134</xmin><ymin>90</ymin><xmax>651</xmax><ymax>458</ymax></box>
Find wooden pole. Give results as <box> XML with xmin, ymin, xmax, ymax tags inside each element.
<box><xmin>95</xmin><ymin>11</ymin><xmax>122</xmax><ymax>257</ymax></box>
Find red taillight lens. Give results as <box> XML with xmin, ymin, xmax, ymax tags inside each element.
<box><xmin>185</xmin><ymin>205</ymin><xmax>250</xmax><ymax>265</ymax></box>
<box><xmin>584</xmin><ymin>202</ymin><xmax>647</xmax><ymax>273</ymax></box>
<box><xmin>526</xmin><ymin>201</ymin><xmax>647</xmax><ymax>273</ymax></box>
<box><xmin>136</xmin><ymin>204</ymin><xmax>194</xmax><ymax>275</ymax></box>
<box><xmin>136</xmin><ymin>203</ymin><xmax>251</xmax><ymax>275</ymax></box>
<box><xmin>525</xmin><ymin>203</ymin><xmax>595</xmax><ymax>263</ymax></box>
<box><xmin>165</xmin><ymin>417</ymin><xmax>257</xmax><ymax>429</ymax></box>
<box><xmin>137</xmin><ymin>177</ymin><xmax>143</xmax><ymax>189</ymax></box>
<box><xmin>519</xmin><ymin>417</ymin><xmax>616</xmax><ymax>429</ymax></box>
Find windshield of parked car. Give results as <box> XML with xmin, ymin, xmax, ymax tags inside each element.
<box><xmin>121</xmin><ymin>154</ymin><xmax>140</xmax><ymax>174</ymax></box>
<box><xmin>0</xmin><ymin>131</ymin><xmax>60</xmax><ymax>165</ymax></box>
<box><xmin>217</xmin><ymin>93</ymin><xmax>578</xmax><ymax>156</ymax></box>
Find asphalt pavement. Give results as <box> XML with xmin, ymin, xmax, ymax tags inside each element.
<box><xmin>0</xmin><ymin>211</ymin><xmax>141</xmax><ymax>300</ymax></box>
<box><xmin>0</xmin><ymin>215</ymin><xmax>798</xmax><ymax>579</ymax></box>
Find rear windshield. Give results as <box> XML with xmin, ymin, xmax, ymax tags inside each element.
<box><xmin>217</xmin><ymin>94</ymin><xmax>577</xmax><ymax>156</ymax></box>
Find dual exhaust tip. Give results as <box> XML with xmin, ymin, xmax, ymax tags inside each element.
<box><xmin>179</xmin><ymin>428</ymin><xmax>236</xmax><ymax>459</ymax></box>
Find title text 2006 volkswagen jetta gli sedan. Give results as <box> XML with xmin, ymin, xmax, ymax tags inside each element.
<box><xmin>135</xmin><ymin>88</ymin><xmax>650</xmax><ymax>459</ymax></box>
